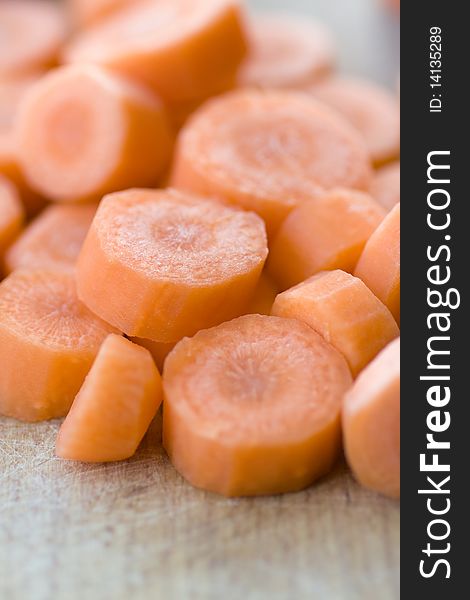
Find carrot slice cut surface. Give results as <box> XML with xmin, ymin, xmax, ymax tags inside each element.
<box><xmin>0</xmin><ymin>176</ymin><xmax>24</xmax><ymax>267</ymax></box>
<box><xmin>0</xmin><ymin>268</ymin><xmax>118</xmax><ymax>422</ymax></box>
<box><xmin>267</xmin><ymin>188</ymin><xmax>385</xmax><ymax>290</ymax></box>
<box><xmin>77</xmin><ymin>188</ymin><xmax>268</xmax><ymax>341</ymax></box>
<box><xmin>343</xmin><ymin>337</ymin><xmax>400</xmax><ymax>498</ymax></box>
<box><xmin>355</xmin><ymin>203</ymin><xmax>400</xmax><ymax>324</ymax></box>
<box><xmin>238</xmin><ymin>13</ymin><xmax>335</xmax><ymax>89</ymax></box>
<box><xmin>163</xmin><ymin>314</ymin><xmax>352</xmax><ymax>496</ymax></box>
<box><xmin>56</xmin><ymin>334</ymin><xmax>162</xmax><ymax>462</ymax></box>
<box><xmin>272</xmin><ymin>270</ymin><xmax>399</xmax><ymax>377</ymax></box>
<box><xmin>17</xmin><ymin>65</ymin><xmax>172</xmax><ymax>202</ymax></box>
<box><xmin>371</xmin><ymin>162</ymin><xmax>400</xmax><ymax>212</ymax></box>
<box><xmin>171</xmin><ymin>90</ymin><xmax>372</xmax><ymax>235</ymax></box>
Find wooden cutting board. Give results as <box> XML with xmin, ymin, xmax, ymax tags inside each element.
<box><xmin>0</xmin><ymin>413</ymin><xmax>399</xmax><ymax>600</ymax></box>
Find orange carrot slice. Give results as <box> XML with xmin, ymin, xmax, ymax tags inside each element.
<box><xmin>171</xmin><ymin>90</ymin><xmax>372</xmax><ymax>235</ymax></box>
<box><xmin>371</xmin><ymin>162</ymin><xmax>400</xmax><ymax>212</ymax></box>
<box><xmin>0</xmin><ymin>176</ymin><xmax>24</xmax><ymax>268</ymax></box>
<box><xmin>0</xmin><ymin>1</ymin><xmax>67</xmax><ymax>76</ymax></box>
<box><xmin>238</xmin><ymin>13</ymin><xmax>335</xmax><ymax>89</ymax></box>
<box><xmin>56</xmin><ymin>334</ymin><xmax>162</xmax><ymax>462</ymax></box>
<box><xmin>63</xmin><ymin>0</ymin><xmax>248</xmax><ymax>104</ymax></box>
<box><xmin>0</xmin><ymin>268</ymin><xmax>118</xmax><ymax>422</ymax></box>
<box><xmin>272</xmin><ymin>270</ymin><xmax>399</xmax><ymax>377</ymax></box>
<box><xmin>343</xmin><ymin>337</ymin><xmax>400</xmax><ymax>498</ymax></box>
<box><xmin>354</xmin><ymin>203</ymin><xmax>400</xmax><ymax>324</ymax></box>
<box><xmin>16</xmin><ymin>65</ymin><xmax>172</xmax><ymax>203</ymax></box>
<box><xmin>163</xmin><ymin>314</ymin><xmax>352</xmax><ymax>496</ymax></box>
<box><xmin>132</xmin><ymin>338</ymin><xmax>176</xmax><ymax>372</ymax></box>
<box><xmin>4</xmin><ymin>203</ymin><xmax>97</xmax><ymax>274</ymax></box>
<box><xmin>267</xmin><ymin>188</ymin><xmax>385</xmax><ymax>290</ymax></box>
<box><xmin>308</xmin><ymin>77</ymin><xmax>400</xmax><ymax>166</ymax></box>
<box><xmin>244</xmin><ymin>271</ymin><xmax>279</xmax><ymax>316</ymax></box>
<box><xmin>69</xmin><ymin>0</ymin><xmax>137</xmax><ymax>27</ymax></box>
<box><xmin>77</xmin><ymin>188</ymin><xmax>268</xmax><ymax>342</ymax></box>
<box><xmin>0</xmin><ymin>75</ymin><xmax>48</xmax><ymax>216</ymax></box>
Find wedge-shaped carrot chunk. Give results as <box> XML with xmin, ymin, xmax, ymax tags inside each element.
<box><xmin>77</xmin><ymin>188</ymin><xmax>268</xmax><ymax>342</ymax></box>
<box><xmin>355</xmin><ymin>204</ymin><xmax>400</xmax><ymax>324</ymax></box>
<box><xmin>4</xmin><ymin>204</ymin><xmax>97</xmax><ymax>274</ymax></box>
<box><xmin>64</xmin><ymin>0</ymin><xmax>247</xmax><ymax>104</ymax></box>
<box><xmin>272</xmin><ymin>270</ymin><xmax>399</xmax><ymax>377</ymax></box>
<box><xmin>163</xmin><ymin>314</ymin><xmax>352</xmax><ymax>496</ymax></box>
<box><xmin>56</xmin><ymin>334</ymin><xmax>162</xmax><ymax>462</ymax></box>
<box><xmin>17</xmin><ymin>65</ymin><xmax>172</xmax><ymax>203</ymax></box>
<box><xmin>308</xmin><ymin>77</ymin><xmax>400</xmax><ymax>167</ymax></box>
<box><xmin>0</xmin><ymin>268</ymin><xmax>118</xmax><ymax>422</ymax></box>
<box><xmin>268</xmin><ymin>188</ymin><xmax>385</xmax><ymax>290</ymax></box>
<box><xmin>371</xmin><ymin>162</ymin><xmax>400</xmax><ymax>212</ymax></box>
<box><xmin>172</xmin><ymin>90</ymin><xmax>372</xmax><ymax>235</ymax></box>
<box><xmin>238</xmin><ymin>13</ymin><xmax>335</xmax><ymax>89</ymax></box>
<box><xmin>0</xmin><ymin>1</ymin><xmax>67</xmax><ymax>76</ymax></box>
<box><xmin>0</xmin><ymin>176</ymin><xmax>24</xmax><ymax>269</ymax></box>
<box><xmin>343</xmin><ymin>337</ymin><xmax>400</xmax><ymax>498</ymax></box>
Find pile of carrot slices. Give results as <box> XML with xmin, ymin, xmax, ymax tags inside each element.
<box><xmin>0</xmin><ymin>0</ymin><xmax>400</xmax><ymax>499</ymax></box>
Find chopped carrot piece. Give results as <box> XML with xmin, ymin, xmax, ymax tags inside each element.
<box><xmin>63</xmin><ymin>0</ymin><xmax>248</xmax><ymax>104</ymax></box>
<box><xmin>69</xmin><ymin>0</ymin><xmax>137</xmax><ymax>27</ymax></box>
<box><xmin>56</xmin><ymin>334</ymin><xmax>162</xmax><ymax>462</ymax></box>
<box><xmin>163</xmin><ymin>314</ymin><xmax>352</xmax><ymax>496</ymax></box>
<box><xmin>272</xmin><ymin>270</ymin><xmax>399</xmax><ymax>377</ymax></box>
<box><xmin>307</xmin><ymin>77</ymin><xmax>400</xmax><ymax>166</ymax></box>
<box><xmin>238</xmin><ymin>13</ymin><xmax>335</xmax><ymax>89</ymax></box>
<box><xmin>0</xmin><ymin>176</ymin><xmax>24</xmax><ymax>269</ymax></box>
<box><xmin>371</xmin><ymin>162</ymin><xmax>400</xmax><ymax>212</ymax></box>
<box><xmin>0</xmin><ymin>0</ymin><xmax>67</xmax><ymax>76</ymax></box>
<box><xmin>354</xmin><ymin>204</ymin><xmax>400</xmax><ymax>324</ymax></box>
<box><xmin>132</xmin><ymin>338</ymin><xmax>176</xmax><ymax>372</ymax></box>
<box><xmin>77</xmin><ymin>188</ymin><xmax>268</xmax><ymax>341</ymax></box>
<box><xmin>16</xmin><ymin>65</ymin><xmax>173</xmax><ymax>203</ymax></box>
<box><xmin>0</xmin><ymin>268</ymin><xmax>118</xmax><ymax>422</ymax></box>
<box><xmin>343</xmin><ymin>337</ymin><xmax>400</xmax><ymax>498</ymax></box>
<box><xmin>267</xmin><ymin>188</ymin><xmax>385</xmax><ymax>290</ymax></box>
<box><xmin>244</xmin><ymin>271</ymin><xmax>279</xmax><ymax>316</ymax></box>
<box><xmin>4</xmin><ymin>203</ymin><xmax>97</xmax><ymax>274</ymax></box>
<box><xmin>171</xmin><ymin>90</ymin><xmax>372</xmax><ymax>235</ymax></box>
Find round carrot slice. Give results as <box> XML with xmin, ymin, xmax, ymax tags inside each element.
<box><xmin>308</xmin><ymin>77</ymin><xmax>400</xmax><ymax>166</ymax></box>
<box><xmin>63</xmin><ymin>0</ymin><xmax>248</xmax><ymax>104</ymax></box>
<box><xmin>16</xmin><ymin>65</ymin><xmax>173</xmax><ymax>203</ymax></box>
<box><xmin>371</xmin><ymin>162</ymin><xmax>400</xmax><ymax>211</ymax></box>
<box><xmin>238</xmin><ymin>13</ymin><xmax>335</xmax><ymax>89</ymax></box>
<box><xmin>56</xmin><ymin>334</ymin><xmax>162</xmax><ymax>462</ymax></box>
<box><xmin>354</xmin><ymin>203</ymin><xmax>400</xmax><ymax>324</ymax></box>
<box><xmin>0</xmin><ymin>268</ymin><xmax>118</xmax><ymax>422</ymax></box>
<box><xmin>0</xmin><ymin>176</ymin><xmax>24</xmax><ymax>267</ymax></box>
<box><xmin>76</xmin><ymin>188</ymin><xmax>268</xmax><ymax>342</ymax></box>
<box><xmin>267</xmin><ymin>188</ymin><xmax>385</xmax><ymax>290</ymax></box>
<box><xmin>163</xmin><ymin>314</ymin><xmax>352</xmax><ymax>496</ymax></box>
<box><xmin>171</xmin><ymin>90</ymin><xmax>372</xmax><ymax>235</ymax></box>
<box><xmin>0</xmin><ymin>1</ymin><xmax>67</xmax><ymax>76</ymax></box>
<box><xmin>4</xmin><ymin>203</ymin><xmax>97</xmax><ymax>274</ymax></box>
<box><xmin>343</xmin><ymin>337</ymin><xmax>400</xmax><ymax>498</ymax></box>
<box><xmin>272</xmin><ymin>270</ymin><xmax>399</xmax><ymax>377</ymax></box>
<box><xmin>132</xmin><ymin>338</ymin><xmax>176</xmax><ymax>372</ymax></box>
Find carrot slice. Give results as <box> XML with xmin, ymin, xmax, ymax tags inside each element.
<box><xmin>132</xmin><ymin>338</ymin><xmax>176</xmax><ymax>372</ymax></box>
<box><xmin>56</xmin><ymin>334</ymin><xmax>162</xmax><ymax>462</ymax></box>
<box><xmin>0</xmin><ymin>268</ymin><xmax>118</xmax><ymax>422</ymax></box>
<box><xmin>0</xmin><ymin>176</ymin><xmax>24</xmax><ymax>268</ymax></box>
<box><xmin>238</xmin><ymin>13</ymin><xmax>335</xmax><ymax>89</ymax></box>
<box><xmin>76</xmin><ymin>188</ymin><xmax>268</xmax><ymax>342</ymax></box>
<box><xmin>171</xmin><ymin>90</ymin><xmax>372</xmax><ymax>235</ymax></box>
<box><xmin>371</xmin><ymin>162</ymin><xmax>400</xmax><ymax>212</ymax></box>
<box><xmin>63</xmin><ymin>0</ymin><xmax>248</xmax><ymax>104</ymax></box>
<box><xmin>244</xmin><ymin>271</ymin><xmax>279</xmax><ymax>316</ymax></box>
<box><xmin>0</xmin><ymin>75</ymin><xmax>48</xmax><ymax>217</ymax></box>
<box><xmin>272</xmin><ymin>270</ymin><xmax>399</xmax><ymax>377</ymax></box>
<box><xmin>69</xmin><ymin>0</ymin><xmax>137</xmax><ymax>27</ymax></box>
<box><xmin>354</xmin><ymin>203</ymin><xmax>400</xmax><ymax>324</ymax></box>
<box><xmin>16</xmin><ymin>65</ymin><xmax>173</xmax><ymax>203</ymax></box>
<box><xmin>267</xmin><ymin>188</ymin><xmax>385</xmax><ymax>290</ymax></box>
<box><xmin>0</xmin><ymin>1</ymin><xmax>67</xmax><ymax>76</ymax></box>
<box><xmin>4</xmin><ymin>204</ymin><xmax>97</xmax><ymax>274</ymax></box>
<box><xmin>163</xmin><ymin>314</ymin><xmax>352</xmax><ymax>496</ymax></box>
<box><xmin>308</xmin><ymin>77</ymin><xmax>400</xmax><ymax>166</ymax></box>
<box><xmin>343</xmin><ymin>337</ymin><xmax>400</xmax><ymax>498</ymax></box>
